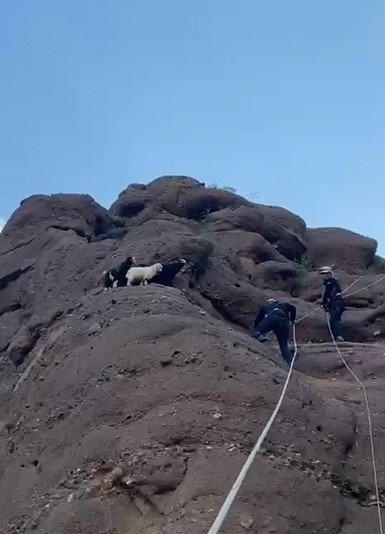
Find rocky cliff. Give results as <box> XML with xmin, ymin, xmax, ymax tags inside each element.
<box><xmin>0</xmin><ymin>176</ymin><xmax>384</xmax><ymax>533</ymax></box>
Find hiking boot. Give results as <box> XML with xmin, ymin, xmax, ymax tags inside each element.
<box><xmin>255</xmin><ymin>334</ymin><xmax>269</xmax><ymax>343</ymax></box>
<box><xmin>336</xmin><ymin>336</ymin><xmax>344</xmax><ymax>342</ymax></box>
<box><xmin>281</xmin><ymin>361</ymin><xmax>291</xmax><ymax>372</ymax></box>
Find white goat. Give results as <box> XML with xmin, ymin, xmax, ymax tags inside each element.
<box><xmin>126</xmin><ymin>263</ymin><xmax>163</xmax><ymax>286</ymax></box>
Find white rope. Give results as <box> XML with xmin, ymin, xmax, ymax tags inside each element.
<box><xmin>295</xmin><ymin>274</ymin><xmax>385</xmax><ymax>325</ymax></box>
<box><xmin>0</xmin><ymin>381</ymin><xmax>11</xmax><ymax>393</ymax></box>
<box><xmin>342</xmin><ymin>274</ymin><xmax>385</xmax><ymax>300</ymax></box>
<box><xmin>342</xmin><ymin>275</ymin><xmax>364</xmax><ymax>295</ymax></box>
<box><xmin>295</xmin><ymin>276</ymin><xmax>363</xmax><ymax>325</ymax></box>
<box><xmin>326</xmin><ymin>314</ymin><xmax>384</xmax><ymax>534</ymax></box>
<box><xmin>207</xmin><ymin>324</ymin><xmax>299</xmax><ymax>534</ymax></box>
<box><xmin>295</xmin><ymin>308</ymin><xmax>319</xmax><ymax>324</ymax></box>
<box><xmin>207</xmin><ymin>273</ymin><xmax>385</xmax><ymax>533</ymax></box>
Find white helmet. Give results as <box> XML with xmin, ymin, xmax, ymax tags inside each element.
<box><xmin>319</xmin><ymin>265</ymin><xmax>333</xmax><ymax>275</ymax></box>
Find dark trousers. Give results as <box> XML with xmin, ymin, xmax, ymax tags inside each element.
<box><xmin>329</xmin><ymin>300</ymin><xmax>345</xmax><ymax>338</ymax></box>
<box><xmin>254</xmin><ymin>314</ymin><xmax>293</xmax><ymax>364</ymax></box>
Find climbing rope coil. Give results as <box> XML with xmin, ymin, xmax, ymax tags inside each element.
<box><xmin>208</xmin><ymin>274</ymin><xmax>385</xmax><ymax>534</ymax></box>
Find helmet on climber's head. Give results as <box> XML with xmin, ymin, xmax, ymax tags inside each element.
<box><xmin>267</xmin><ymin>298</ymin><xmax>278</xmax><ymax>303</ymax></box>
<box><xmin>319</xmin><ymin>266</ymin><xmax>333</xmax><ymax>280</ymax></box>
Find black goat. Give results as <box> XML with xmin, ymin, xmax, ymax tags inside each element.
<box><xmin>148</xmin><ymin>258</ymin><xmax>187</xmax><ymax>286</ymax></box>
<box><xmin>102</xmin><ymin>256</ymin><xmax>136</xmax><ymax>288</ymax></box>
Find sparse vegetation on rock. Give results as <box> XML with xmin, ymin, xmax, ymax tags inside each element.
<box><xmin>0</xmin><ymin>176</ymin><xmax>384</xmax><ymax>533</ymax></box>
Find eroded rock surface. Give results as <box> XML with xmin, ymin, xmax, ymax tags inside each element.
<box><xmin>1</xmin><ymin>176</ymin><xmax>384</xmax><ymax>533</ymax></box>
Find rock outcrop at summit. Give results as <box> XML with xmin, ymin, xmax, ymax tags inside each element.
<box><xmin>305</xmin><ymin>227</ymin><xmax>378</xmax><ymax>273</ymax></box>
<box><xmin>1</xmin><ymin>193</ymin><xmax>115</xmax><ymax>249</ymax></box>
<box><xmin>0</xmin><ymin>176</ymin><xmax>384</xmax><ymax>534</ymax></box>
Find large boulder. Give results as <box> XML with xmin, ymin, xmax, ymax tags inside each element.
<box><xmin>207</xmin><ymin>206</ymin><xmax>270</xmax><ymax>234</ymax></box>
<box><xmin>305</xmin><ymin>227</ymin><xmax>377</xmax><ymax>273</ymax></box>
<box><xmin>111</xmin><ymin>177</ymin><xmax>252</xmax><ymax>220</ymax></box>
<box><xmin>194</xmin><ymin>256</ymin><xmax>268</xmax><ymax>329</ymax></box>
<box><xmin>0</xmin><ymin>227</ymin><xmax>119</xmax><ymax>365</ymax></box>
<box><xmin>0</xmin><ymin>194</ymin><xmax>114</xmax><ymax>253</ymax></box>
<box><xmin>111</xmin><ymin>181</ymin><xmax>307</xmax><ymax>262</ymax></box>
<box><xmin>256</xmin><ymin>205</ymin><xmax>306</xmax><ymax>236</ymax></box>
<box><xmin>206</xmin><ymin>230</ymin><xmax>286</xmax><ymax>264</ymax></box>
<box><xmin>251</xmin><ymin>260</ymin><xmax>298</xmax><ymax>292</ymax></box>
<box><xmin>110</xmin><ymin>176</ymin><xmax>206</xmax><ymax>218</ymax></box>
<box><xmin>207</xmin><ymin>206</ymin><xmax>306</xmax><ymax>262</ymax></box>
<box><xmin>115</xmin><ymin>215</ymin><xmax>214</xmax><ymax>273</ymax></box>
<box><xmin>182</xmin><ymin>188</ymin><xmax>250</xmax><ymax>220</ymax></box>
<box><xmin>109</xmin><ymin>183</ymin><xmax>150</xmax><ymax>218</ymax></box>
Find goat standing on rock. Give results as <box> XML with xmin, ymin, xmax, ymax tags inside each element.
<box><xmin>102</xmin><ymin>256</ymin><xmax>136</xmax><ymax>288</ymax></box>
<box><xmin>127</xmin><ymin>258</ymin><xmax>188</xmax><ymax>287</ymax></box>
<box><xmin>126</xmin><ymin>262</ymin><xmax>163</xmax><ymax>286</ymax></box>
<box><xmin>148</xmin><ymin>258</ymin><xmax>187</xmax><ymax>286</ymax></box>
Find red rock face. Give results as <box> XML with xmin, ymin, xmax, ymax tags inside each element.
<box><xmin>0</xmin><ymin>176</ymin><xmax>384</xmax><ymax>533</ymax></box>
<box><xmin>306</xmin><ymin>227</ymin><xmax>378</xmax><ymax>273</ymax></box>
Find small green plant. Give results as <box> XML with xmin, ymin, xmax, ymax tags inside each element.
<box><xmin>293</xmin><ymin>260</ymin><xmax>308</xmax><ymax>280</ymax></box>
<box><xmin>246</xmin><ymin>191</ymin><xmax>259</xmax><ymax>202</ymax></box>
<box><xmin>330</xmin><ymin>471</ymin><xmax>371</xmax><ymax>503</ymax></box>
<box><xmin>205</xmin><ymin>184</ymin><xmax>262</xmax><ymax>201</ymax></box>
<box><xmin>208</xmin><ymin>183</ymin><xmax>237</xmax><ymax>194</ymax></box>
<box><xmin>290</xmin><ymin>254</ymin><xmax>314</xmax><ymax>296</ymax></box>
<box><xmin>185</xmin><ymin>220</ymin><xmax>210</xmax><ymax>236</ymax></box>
<box><xmin>293</xmin><ymin>255</ymin><xmax>312</xmax><ymax>280</ymax></box>
<box><xmin>337</xmin><ymin>474</ymin><xmax>370</xmax><ymax>503</ymax></box>
<box><xmin>92</xmin><ymin>227</ymin><xmax>128</xmax><ymax>242</ymax></box>
<box><xmin>359</xmin><ymin>256</ymin><xmax>385</xmax><ymax>275</ymax></box>
<box><xmin>259</xmin><ymin>439</ymin><xmax>274</xmax><ymax>455</ymax></box>
<box><xmin>376</xmin><ymin>256</ymin><xmax>385</xmax><ymax>273</ymax></box>
<box><xmin>299</xmin><ymin>253</ymin><xmax>315</xmax><ymax>270</ymax></box>
<box><xmin>222</xmin><ymin>186</ymin><xmax>237</xmax><ymax>194</ymax></box>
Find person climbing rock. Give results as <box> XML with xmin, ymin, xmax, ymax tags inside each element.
<box><xmin>252</xmin><ymin>298</ymin><xmax>296</xmax><ymax>367</ymax></box>
<box><xmin>319</xmin><ymin>266</ymin><xmax>345</xmax><ymax>342</ymax></box>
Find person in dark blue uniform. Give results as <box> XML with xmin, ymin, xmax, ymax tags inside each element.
<box><xmin>252</xmin><ymin>298</ymin><xmax>296</xmax><ymax>366</ymax></box>
<box><xmin>319</xmin><ymin>266</ymin><xmax>345</xmax><ymax>342</ymax></box>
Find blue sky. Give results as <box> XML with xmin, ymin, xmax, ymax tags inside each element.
<box><xmin>1</xmin><ymin>1</ymin><xmax>384</xmax><ymax>252</ymax></box>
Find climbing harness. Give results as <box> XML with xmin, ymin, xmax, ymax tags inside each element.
<box><xmin>295</xmin><ymin>277</ymin><xmax>359</xmax><ymax>324</ymax></box>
